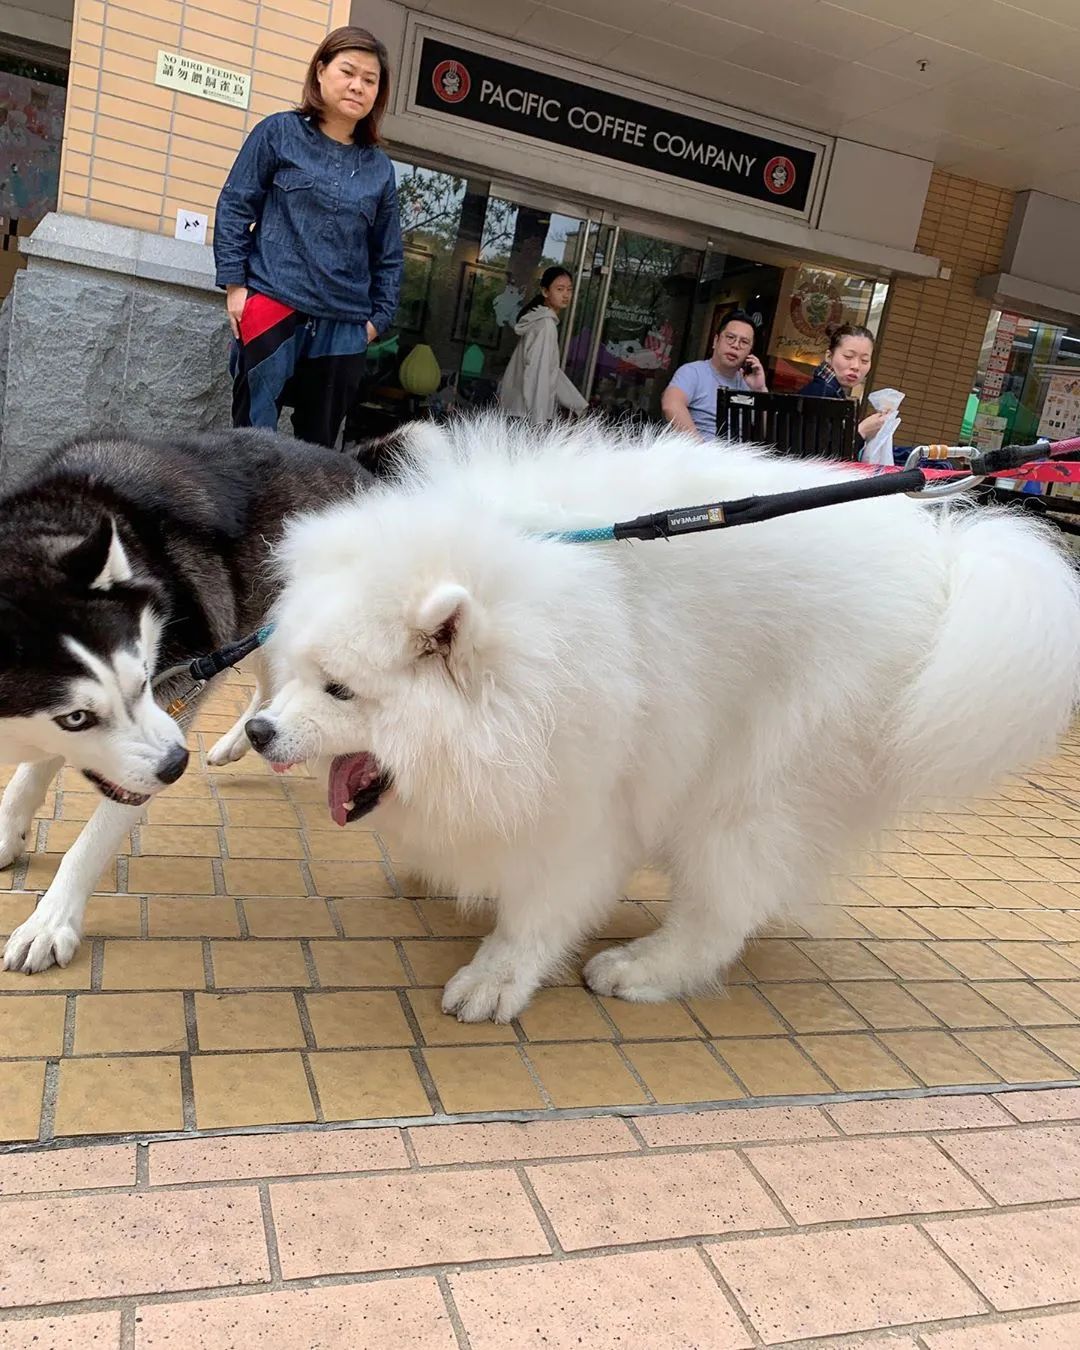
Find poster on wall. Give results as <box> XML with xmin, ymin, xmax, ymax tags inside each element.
<box><xmin>1037</xmin><ymin>373</ymin><xmax>1080</xmax><ymax>442</ymax></box>
<box><xmin>769</xmin><ymin>266</ymin><xmax>872</xmax><ymax>371</ymax></box>
<box><xmin>972</xmin><ymin>412</ymin><xmax>1007</xmax><ymax>451</ymax></box>
<box><xmin>981</xmin><ymin>312</ymin><xmax>1020</xmax><ymax>400</ymax></box>
<box><xmin>0</xmin><ymin>72</ymin><xmax>66</xmax><ymax>219</ymax></box>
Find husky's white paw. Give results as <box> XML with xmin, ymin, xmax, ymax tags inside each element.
<box><xmin>0</xmin><ymin>823</ymin><xmax>27</xmax><ymax>871</ymax></box>
<box><xmin>442</xmin><ymin>961</ymin><xmax>534</xmax><ymax>1024</ymax></box>
<box><xmin>207</xmin><ymin>725</ymin><xmax>251</xmax><ymax>766</ymax></box>
<box><xmin>584</xmin><ymin>943</ymin><xmax>676</xmax><ymax>1003</ymax></box>
<box><xmin>3</xmin><ymin>909</ymin><xmax>80</xmax><ymax>974</ymax></box>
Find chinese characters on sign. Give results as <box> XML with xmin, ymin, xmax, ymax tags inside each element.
<box><xmin>154</xmin><ymin>50</ymin><xmax>250</xmax><ymax>109</ymax></box>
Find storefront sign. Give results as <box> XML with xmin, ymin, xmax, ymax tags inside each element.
<box><xmin>155</xmin><ymin>50</ymin><xmax>250</xmax><ymax>109</ymax></box>
<box><xmin>413</xmin><ymin>36</ymin><xmax>820</xmax><ymax>215</ymax></box>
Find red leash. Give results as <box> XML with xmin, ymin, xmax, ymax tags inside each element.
<box><xmin>854</xmin><ymin>436</ymin><xmax>1080</xmax><ymax>486</ymax></box>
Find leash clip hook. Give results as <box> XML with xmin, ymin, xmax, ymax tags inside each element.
<box><xmin>903</xmin><ymin>447</ymin><xmax>985</xmax><ymax>499</ymax></box>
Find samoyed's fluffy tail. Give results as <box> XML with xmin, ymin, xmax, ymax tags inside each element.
<box><xmin>893</xmin><ymin>506</ymin><xmax>1080</xmax><ymax>800</ymax></box>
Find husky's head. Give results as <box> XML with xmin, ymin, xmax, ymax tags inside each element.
<box><xmin>243</xmin><ymin>488</ymin><xmax>597</xmax><ymax>840</ymax></box>
<box><xmin>0</xmin><ymin>516</ymin><xmax>189</xmax><ymax>803</ymax></box>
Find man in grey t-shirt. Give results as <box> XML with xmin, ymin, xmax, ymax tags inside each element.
<box><xmin>661</xmin><ymin>310</ymin><xmax>768</xmax><ymax>439</ymax></box>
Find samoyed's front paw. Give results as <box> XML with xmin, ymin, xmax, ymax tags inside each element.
<box><xmin>3</xmin><ymin>907</ymin><xmax>80</xmax><ymax>974</ymax></box>
<box><xmin>442</xmin><ymin>961</ymin><xmax>534</xmax><ymax>1024</ymax></box>
<box><xmin>206</xmin><ymin>722</ymin><xmax>251</xmax><ymax>766</ymax></box>
<box><xmin>584</xmin><ymin>942</ymin><xmax>677</xmax><ymax>1003</ymax></box>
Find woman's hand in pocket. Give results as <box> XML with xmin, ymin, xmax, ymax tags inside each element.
<box><xmin>226</xmin><ymin>285</ymin><xmax>248</xmax><ymax>341</ymax></box>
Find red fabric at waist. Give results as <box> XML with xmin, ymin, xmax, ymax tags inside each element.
<box><xmin>239</xmin><ymin>292</ymin><xmax>296</xmax><ymax>345</ymax></box>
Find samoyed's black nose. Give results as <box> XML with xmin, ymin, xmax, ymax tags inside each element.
<box><xmin>156</xmin><ymin>744</ymin><xmax>190</xmax><ymax>785</ymax></box>
<box><xmin>245</xmin><ymin>717</ymin><xmax>275</xmax><ymax>753</ymax></box>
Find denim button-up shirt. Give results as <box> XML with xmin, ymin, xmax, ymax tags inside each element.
<box><xmin>214</xmin><ymin>111</ymin><xmax>404</xmax><ymax>332</ymax></box>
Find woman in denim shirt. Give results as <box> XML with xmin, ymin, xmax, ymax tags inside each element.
<box><xmin>214</xmin><ymin>26</ymin><xmax>404</xmax><ymax>448</ymax></box>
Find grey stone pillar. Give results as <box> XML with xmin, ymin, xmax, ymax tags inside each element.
<box><xmin>0</xmin><ymin>213</ymin><xmax>234</xmax><ymax>485</ymax></box>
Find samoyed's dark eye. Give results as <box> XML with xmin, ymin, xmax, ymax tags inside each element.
<box><xmin>324</xmin><ymin>682</ymin><xmax>354</xmax><ymax>702</ymax></box>
<box><xmin>54</xmin><ymin>709</ymin><xmax>99</xmax><ymax>732</ymax></box>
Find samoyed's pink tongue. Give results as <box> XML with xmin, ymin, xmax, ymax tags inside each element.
<box><xmin>328</xmin><ymin>752</ymin><xmax>380</xmax><ymax>828</ymax></box>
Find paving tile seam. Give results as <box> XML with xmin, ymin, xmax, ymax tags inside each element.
<box><xmin>780</xmin><ymin>1302</ymin><xmax>1080</xmax><ymax>1350</ymax></box>
<box><xmin>4</xmin><ymin>1076</ymin><xmax>1080</xmax><ymax>1155</ymax></box>
<box><xmin>921</xmin><ymin>1132</ymin><xmax>1002</xmax><ymax>1210</ymax></box>
<box><xmin>914</xmin><ymin>1217</ymin><xmax>997</xmax><ymax>1320</ymax></box>
<box><xmin>692</xmin><ymin>1244</ymin><xmax>765</xmax><ymax>1347</ymax></box>
<box><xmin>2</xmin><ymin>1235</ymin><xmax>1080</xmax><ymax>1331</ymax></box>
<box><xmin>5</xmin><ymin>1171</ymin><xmax>1079</xmax><ymax>1237</ymax></box>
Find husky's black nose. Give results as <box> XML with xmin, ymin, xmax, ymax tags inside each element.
<box><xmin>156</xmin><ymin>744</ymin><xmax>190</xmax><ymax>785</ymax></box>
<box><xmin>245</xmin><ymin>717</ymin><xmax>275</xmax><ymax>752</ymax></box>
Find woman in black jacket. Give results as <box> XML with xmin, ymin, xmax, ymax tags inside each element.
<box><xmin>799</xmin><ymin>324</ymin><xmax>886</xmax><ymax>450</ymax></box>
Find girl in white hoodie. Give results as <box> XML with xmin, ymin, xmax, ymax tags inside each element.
<box><xmin>498</xmin><ymin>266</ymin><xmax>588</xmax><ymax>422</ymax></box>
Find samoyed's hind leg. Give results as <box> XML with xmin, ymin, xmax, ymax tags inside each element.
<box><xmin>585</xmin><ymin>804</ymin><xmax>825</xmax><ymax>1002</ymax></box>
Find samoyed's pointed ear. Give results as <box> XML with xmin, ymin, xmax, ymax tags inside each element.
<box><xmin>415</xmin><ymin>583</ymin><xmax>473</xmax><ymax>659</ymax></box>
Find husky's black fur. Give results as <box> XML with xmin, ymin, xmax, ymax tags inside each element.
<box><xmin>0</xmin><ymin>428</ymin><xmax>368</xmax><ymax>716</ymax></box>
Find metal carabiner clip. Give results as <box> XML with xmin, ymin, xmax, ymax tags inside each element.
<box><xmin>903</xmin><ymin>446</ymin><xmax>985</xmax><ymax>499</ymax></box>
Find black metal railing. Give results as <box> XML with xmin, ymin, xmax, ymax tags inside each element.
<box><xmin>717</xmin><ymin>390</ymin><xmax>859</xmax><ymax>460</ymax></box>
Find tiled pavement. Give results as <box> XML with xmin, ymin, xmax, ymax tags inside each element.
<box><xmin>4</xmin><ymin>671</ymin><xmax>1080</xmax><ymax>1342</ymax></box>
<box><xmin>3</xmin><ymin>1092</ymin><xmax>1080</xmax><ymax>1345</ymax></box>
<box><xmin>4</xmin><ymin>675</ymin><xmax>1080</xmax><ymax>1140</ymax></box>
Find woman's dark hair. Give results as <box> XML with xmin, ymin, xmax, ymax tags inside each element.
<box><xmin>827</xmin><ymin>323</ymin><xmax>874</xmax><ymax>353</ymax></box>
<box><xmin>712</xmin><ymin>308</ymin><xmax>758</xmax><ymax>347</ymax></box>
<box><xmin>297</xmin><ymin>27</ymin><xmax>391</xmax><ymax>147</ymax></box>
<box><xmin>517</xmin><ymin>266</ymin><xmax>573</xmax><ymax>322</ymax></box>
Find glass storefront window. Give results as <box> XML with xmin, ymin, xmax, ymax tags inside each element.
<box><xmin>350</xmin><ymin>154</ymin><xmax>885</xmax><ymax>436</ymax></box>
<box><xmin>965</xmin><ymin>311</ymin><xmax>1080</xmax><ymax>452</ymax></box>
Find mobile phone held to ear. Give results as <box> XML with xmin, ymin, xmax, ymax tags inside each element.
<box><xmin>742</xmin><ymin>357</ymin><xmax>756</xmax><ymax>375</ymax></box>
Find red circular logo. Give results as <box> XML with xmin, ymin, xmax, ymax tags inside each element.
<box><xmin>432</xmin><ymin>60</ymin><xmax>470</xmax><ymax>104</ymax></box>
<box><xmin>763</xmin><ymin>156</ymin><xmax>796</xmax><ymax>196</ymax></box>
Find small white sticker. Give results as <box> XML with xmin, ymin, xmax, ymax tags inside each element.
<box><xmin>175</xmin><ymin>209</ymin><xmax>208</xmax><ymax>245</ymax></box>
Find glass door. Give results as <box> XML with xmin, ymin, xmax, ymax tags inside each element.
<box><xmin>576</xmin><ymin>228</ymin><xmax>706</xmax><ymax>425</ymax></box>
<box><xmin>374</xmin><ymin>161</ymin><xmax>601</xmax><ymax>423</ymax></box>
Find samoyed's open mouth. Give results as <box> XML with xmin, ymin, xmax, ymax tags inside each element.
<box><xmin>328</xmin><ymin>752</ymin><xmax>390</xmax><ymax>827</ymax></box>
<box><xmin>82</xmin><ymin>769</ymin><xmax>150</xmax><ymax>807</ymax></box>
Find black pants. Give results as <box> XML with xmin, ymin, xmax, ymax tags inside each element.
<box><xmin>230</xmin><ymin>302</ymin><xmax>368</xmax><ymax>450</ymax></box>
<box><xmin>279</xmin><ymin>352</ymin><xmax>367</xmax><ymax>448</ymax></box>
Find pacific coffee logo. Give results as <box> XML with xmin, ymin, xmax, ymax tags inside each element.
<box><xmin>763</xmin><ymin>156</ymin><xmax>796</xmax><ymax>195</ymax></box>
<box><xmin>432</xmin><ymin>59</ymin><xmax>470</xmax><ymax>103</ymax></box>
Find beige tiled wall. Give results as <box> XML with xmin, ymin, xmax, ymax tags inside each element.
<box><xmin>874</xmin><ymin>170</ymin><xmax>1013</xmax><ymax>446</ymax></box>
<box><xmin>60</xmin><ymin>0</ymin><xmax>350</xmax><ymax>239</ymax></box>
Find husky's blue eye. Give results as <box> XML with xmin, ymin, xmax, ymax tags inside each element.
<box><xmin>54</xmin><ymin>710</ymin><xmax>99</xmax><ymax>732</ymax></box>
<box><xmin>324</xmin><ymin>682</ymin><xmax>354</xmax><ymax>702</ymax></box>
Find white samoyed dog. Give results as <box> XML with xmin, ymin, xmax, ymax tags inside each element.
<box><xmin>246</xmin><ymin>416</ymin><xmax>1080</xmax><ymax>1022</ymax></box>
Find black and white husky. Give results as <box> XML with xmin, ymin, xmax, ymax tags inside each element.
<box><xmin>0</xmin><ymin>428</ymin><xmax>365</xmax><ymax>974</ymax></box>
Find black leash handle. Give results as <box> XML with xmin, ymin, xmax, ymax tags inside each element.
<box><xmin>611</xmin><ymin>468</ymin><xmax>928</xmax><ymax>542</ymax></box>
<box><xmin>187</xmin><ymin>624</ymin><xmax>274</xmax><ymax>682</ymax></box>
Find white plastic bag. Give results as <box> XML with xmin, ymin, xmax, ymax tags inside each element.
<box><xmin>861</xmin><ymin>387</ymin><xmax>905</xmax><ymax>466</ymax></box>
